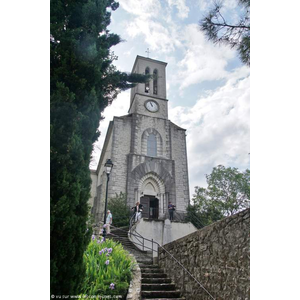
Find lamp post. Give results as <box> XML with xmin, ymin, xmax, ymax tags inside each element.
<box><xmin>102</xmin><ymin>159</ymin><xmax>113</xmax><ymax>241</ymax></box>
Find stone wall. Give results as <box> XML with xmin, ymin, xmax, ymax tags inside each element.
<box><xmin>158</xmin><ymin>209</ymin><xmax>250</xmax><ymax>300</ymax></box>
<box><xmin>170</xmin><ymin>122</ymin><xmax>190</xmax><ymax>210</ymax></box>
<box><xmin>130</xmin><ymin>218</ymin><xmax>198</xmax><ymax>258</ymax></box>
<box><xmin>88</xmin><ymin>171</ymin><xmax>98</xmax><ymax>207</ymax></box>
<box><xmin>110</xmin><ymin>116</ymin><xmax>132</xmax><ymax>197</ymax></box>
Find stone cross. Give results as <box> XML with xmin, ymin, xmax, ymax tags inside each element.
<box><xmin>145</xmin><ymin>48</ymin><xmax>150</xmax><ymax>58</ymax></box>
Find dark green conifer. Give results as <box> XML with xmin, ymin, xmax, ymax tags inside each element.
<box><xmin>50</xmin><ymin>0</ymin><xmax>148</xmax><ymax>295</ymax></box>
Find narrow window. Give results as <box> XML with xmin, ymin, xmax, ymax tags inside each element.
<box><xmin>153</xmin><ymin>69</ymin><xmax>158</xmax><ymax>95</ymax></box>
<box><xmin>147</xmin><ymin>134</ymin><xmax>157</xmax><ymax>157</ymax></box>
<box><xmin>145</xmin><ymin>67</ymin><xmax>150</xmax><ymax>93</ymax></box>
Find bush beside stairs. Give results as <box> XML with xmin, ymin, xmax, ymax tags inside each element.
<box><xmin>108</xmin><ymin>226</ymin><xmax>185</xmax><ymax>300</ymax></box>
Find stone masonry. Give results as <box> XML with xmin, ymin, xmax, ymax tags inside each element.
<box><xmin>158</xmin><ymin>209</ymin><xmax>250</xmax><ymax>300</ymax></box>
<box><xmin>90</xmin><ymin>55</ymin><xmax>190</xmax><ymax>223</ymax></box>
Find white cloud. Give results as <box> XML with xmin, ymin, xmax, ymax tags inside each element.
<box><xmin>119</xmin><ymin>0</ymin><xmax>183</xmax><ymax>54</ymax></box>
<box><xmin>175</xmin><ymin>24</ymin><xmax>236</xmax><ymax>90</ymax></box>
<box><xmin>169</xmin><ymin>67</ymin><xmax>250</xmax><ymax>194</ymax></box>
<box><xmin>167</xmin><ymin>0</ymin><xmax>189</xmax><ymax>19</ymax></box>
<box><xmin>119</xmin><ymin>0</ymin><xmax>161</xmax><ymax>17</ymax></box>
<box><xmin>125</xmin><ymin>18</ymin><xmax>178</xmax><ymax>53</ymax></box>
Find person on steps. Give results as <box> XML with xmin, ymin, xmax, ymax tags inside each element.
<box><xmin>132</xmin><ymin>202</ymin><xmax>143</xmax><ymax>223</ymax></box>
<box><xmin>106</xmin><ymin>210</ymin><xmax>112</xmax><ymax>234</ymax></box>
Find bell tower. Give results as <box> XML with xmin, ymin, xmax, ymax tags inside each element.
<box><xmin>128</xmin><ymin>56</ymin><xmax>168</xmax><ymax>120</ymax></box>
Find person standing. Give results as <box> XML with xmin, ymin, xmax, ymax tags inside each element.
<box><xmin>132</xmin><ymin>202</ymin><xmax>143</xmax><ymax>222</ymax></box>
<box><xmin>106</xmin><ymin>210</ymin><xmax>112</xmax><ymax>234</ymax></box>
<box><xmin>168</xmin><ymin>201</ymin><xmax>176</xmax><ymax>221</ymax></box>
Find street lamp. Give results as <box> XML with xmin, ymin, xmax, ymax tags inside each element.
<box><xmin>102</xmin><ymin>159</ymin><xmax>113</xmax><ymax>241</ymax></box>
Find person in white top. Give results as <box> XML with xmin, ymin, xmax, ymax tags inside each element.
<box><xmin>106</xmin><ymin>210</ymin><xmax>112</xmax><ymax>234</ymax></box>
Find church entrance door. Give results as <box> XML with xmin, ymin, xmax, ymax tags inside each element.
<box><xmin>140</xmin><ymin>195</ymin><xmax>159</xmax><ymax>219</ymax></box>
<box><xmin>149</xmin><ymin>197</ymin><xmax>159</xmax><ymax>219</ymax></box>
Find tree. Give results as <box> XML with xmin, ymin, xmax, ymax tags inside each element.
<box><xmin>187</xmin><ymin>165</ymin><xmax>250</xmax><ymax>228</ymax></box>
<box><xmin>50</xmin><ymin>0</ymin><xmax>149</xmax><ymax>296</ymax></box>
<box><xmin>186</xmin><ymin>187</ymin><xmax>224</xmax><ymax>229</ymax></box>
<box><xmin>199</xmin><ymin>0</ymin><xmax>250</xmax><ymax>65</ymax></box>
<box><xmin>107</xmin><ymin>192</ymin><xmax>131</xmax><ymax>228</ymax></box>
<box><xmin>206</xmin><ymin>165</ymin><xmax>250</xmax><ymax>216</ymax></box>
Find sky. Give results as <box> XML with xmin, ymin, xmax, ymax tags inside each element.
<box><xmin>90</xmin><ymin>0</ymin><xmax>250</xmax><ymax>199</ymax></box>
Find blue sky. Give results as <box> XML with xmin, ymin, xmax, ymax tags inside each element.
<box><xmin>90</xmin><ymin>0</ymin><xmax>250</xmax><ymax>198</ymax></box>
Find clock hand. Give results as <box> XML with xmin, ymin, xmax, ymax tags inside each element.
<box><xmin>150</xmin><ymin>102</ymin><xmax>153</xmax><ymax>107</ymax></box>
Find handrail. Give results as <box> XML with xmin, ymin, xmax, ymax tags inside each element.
<box><xmin>98</xmin><ymin>218</ymin><xmax>216</xmax><ymax>299</ymax></box>
<box><xmin>128</xmin><ymin>217</ymin><xmax>215</xmax><ymax>300</ymax></box>
<box><xmin>98</xmin><ymin>222</ymin><xmax>159</xmax><ymax>253</ymax></box>
<box><xmin>174</xmin><ymin>209</ymin><xmax>207</xmax><ymax>228</ymax></box>
<box><xmin>159</xmin><ymin>244</ymin><xmax>216</xmax><ymax>300</ymax></box>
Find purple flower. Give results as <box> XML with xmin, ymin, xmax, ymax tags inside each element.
<box><xmin>92</xmin><ymin>235</ymin><xmax>95</xmax><ymax>240</ymax></box>
<box><xmin>99</xmin><ymin>250</ymin><xmax>104</xmax><ymax>255</ymax></box>
<box><xmin>97</xmin><ymin>240</ymin><xmax>101</xmax><ymax>244</ymax></box>
<box><xmin>109</xmin><ymin>283</ymin><xmax>115</xmax><ymax>290</ymax></box>
<box><xmin>108</xmin><ymin>248</ymin><xmax>112</xmax><ymax>254</ymax></box>
<box><xmin>106</xmin><ymin>253</ymin><xmax>109</xmax><ymax>257</ymax></box>
<box><xmin>101</xmin><ymin>237</ymin><xmax>104</xmax><ymax>243</ymax></box>
<box><xmin>103</xmin><ymin>248</ymin><xmax>107</xmax><ymax>252</ymax></box>
<box><xmin>105</xmin><ymin>260</ymin><xmax>110</xmax><ymax>265</ymax></box>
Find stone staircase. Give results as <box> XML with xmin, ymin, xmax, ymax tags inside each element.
<box><xmin>108</xmin><ymin>227</ymin><xmax>185</xmax><ymax>300</ymax></box>
<box><xmin>140</xmin><ymin>262</ymin><xmax>185</xmax><ymax>300</ymax></box>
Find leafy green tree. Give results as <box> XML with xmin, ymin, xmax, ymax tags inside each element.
<box><xmin>107</xmin><ymin>192</ymin><xmax>131</xmax><ymax>228</ymax></box>
<box><xmin>206</xmin><ymin>165</ymin><xmax>250</xmax><ymax>216</ymax></box>
<box><xmin>187</xmin><ymin>165</ymin><xmax>250</xmax><ymax>228</ymax></box>
<box><xmin>186</xmin><ymin>187</ymin><xmax>223</xmax><ymax>229</ymax></box>
<box><xmin>199</xmin><ymin>0</ymin><xmax>250</xmax><ymax>65</ymax></box>
<box><xmin>50</xmin><ymin>0</ymin><xmax>149</xmax><ymax>296</ymax></box>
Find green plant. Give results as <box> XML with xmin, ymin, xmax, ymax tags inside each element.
<box><xmin>108</xmin><ymin>192</ymin><xmax>131</xmax><ymax>227</ymax></box>
<box><xmin>187</xmin><ymin>165</ymin><xmax>250</xmax><ymax>228</ymax></box>
<box><xmin>50</xmin><ymin>0</ymin><xmax>149</xmax><ymax>294</ymax></box>
<box><xmin>81</xmin><ymin>237</ymin><xmax>133</xmax><ymax>298</ymax></box>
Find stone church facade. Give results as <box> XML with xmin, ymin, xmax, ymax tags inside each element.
<box><xmin>90</xmin><ymin>56</ymin><xmax>190</xmax><ymax>224</ymax></box>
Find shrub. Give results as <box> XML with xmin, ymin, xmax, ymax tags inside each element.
<box><xmin>108</xmin><ymin>192</ymin><xmax>131</xmax><ymax>227</ymax></box>
<box><xmin>81</xmin><ymin>237</ymin><xmax>133</xmax><ymax>299</ymax></box>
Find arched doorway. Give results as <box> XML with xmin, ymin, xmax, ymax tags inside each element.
<box><xmin>138</xmin><ymin>173</ymin><xmax>165</xmax><ymax>219</ymax></box>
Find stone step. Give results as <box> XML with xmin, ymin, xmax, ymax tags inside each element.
<box><xmin>140</xmin><ymin>264</ymin><xmax>160</xmax><ymax>269</ymax></box>
<box><xmin>110</xmin><ymin>234</ymin><xmax>129</xmax><ymax>238</ymax></box>
<box><xmin>141</xmin><ymin>290</ymin><xmax>181</xmax><ymax>298</ymax></box>
<box><xmin>142</xmin><ymin>278</ymin><xmax>172</xmax><ymax>284</ymax></box>
<box><xmin>110</xmin><ymin>231</ymin><xmax>129</xmax><ymax>235</ymax></box>
<box><xmin>141</xmin><ymin>268</ymin><xmax>164</xmax><ymax>273</ymax></box>
<box><xmin>142</xmin><ymin>273</ymin><xmax>168</xmax><ymax>278</ymax></box>
<box><xmin>141</xmin><ymin>283</ymin><xmax>176</xmax><ymax>291</ymax></box>
<box><xmin>138</xmin><ymin>260</ymin><xmax>154</xmax><ymax>265</ymax></box>
<box><xmin>137</xmin><ymin>260</ymin><xmax>154</xmax><ymax>265</ymax></box>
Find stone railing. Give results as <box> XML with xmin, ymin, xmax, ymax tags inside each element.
<box><xmin>158</xmin><ymin>208</ymin><xmax>250</xmax><ymax>300</ymax></box>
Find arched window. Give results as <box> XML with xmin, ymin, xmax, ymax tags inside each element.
<box><xmin>141</xmin><ymin>128</ymin><xmax>163</xmax><ymax>157</ymax></box>
<box><xmin>153</xmin><ymin>69</ymin><xmax>158</xmax><ymax>95</ymax></box>
<box><xmin>145</xmin><ymin>67</ymin><xmax>150</xmax><ymax>93</ymax></box>
<box><xmin>147</xmin><ymin>133</ymin><xmax>157</xmax><ymax>157</ymax></box>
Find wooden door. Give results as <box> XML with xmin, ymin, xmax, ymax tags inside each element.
<box><xmin>140</xmin><ymin>196</ymin><xmax>150</xmax><ymax>218</ymax></box>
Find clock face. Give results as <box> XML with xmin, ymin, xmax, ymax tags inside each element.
<box><xmin>145</xmin><ymin>100</ymin><xmax>159</xmax><ymax>112</ymax></box>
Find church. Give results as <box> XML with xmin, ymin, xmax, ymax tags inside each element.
<box><xmin>90</xmin><ymin>55</ymin><xmax>190</xmax><ymax>225</ymax></box>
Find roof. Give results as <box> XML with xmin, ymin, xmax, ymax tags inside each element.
<box><xmin>131</xmin><ymin>55</ymin><xmax>168</xmax><ymax>73</ymax></box>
